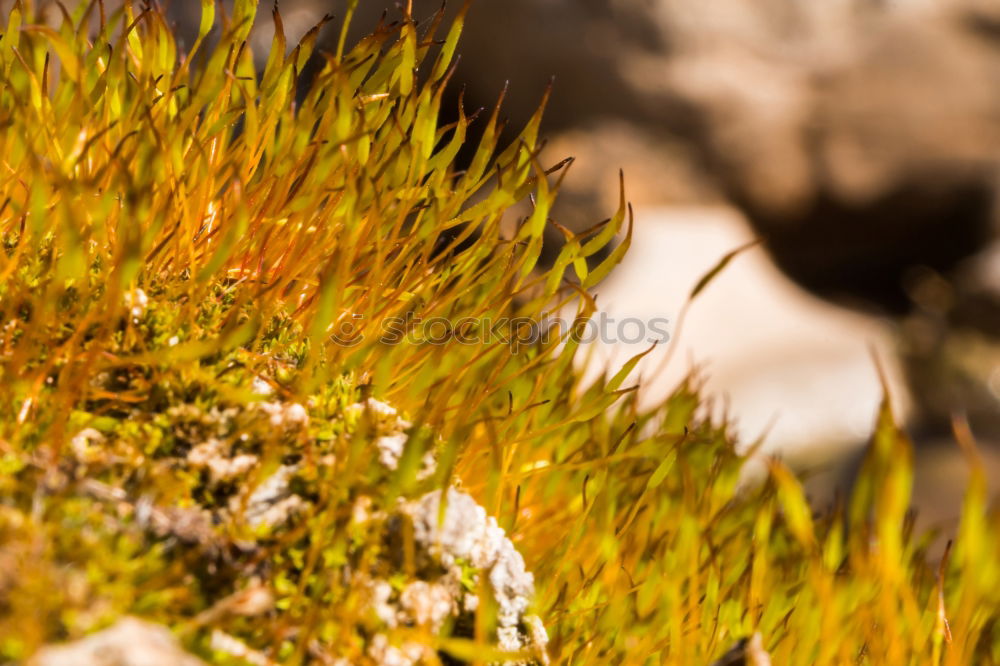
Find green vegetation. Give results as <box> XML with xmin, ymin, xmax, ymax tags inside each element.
<box><xmin>0</xmin><ymin>1</ymin><xmax>997</xmax><ymax>663</ymax></box>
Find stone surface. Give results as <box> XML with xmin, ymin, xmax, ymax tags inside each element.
<box><xmin>29</xmin><ymin>618</ymin><xmax>205</xmax><ymax>666</ymax></box>
<box><xmin>576</xmin><ymin>205</ymin><xmax>910</xmax><ymax>461</ymax></box>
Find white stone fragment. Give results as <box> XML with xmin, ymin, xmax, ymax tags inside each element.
<box><xmin>238</xmin><ymin>464</ymin><xmax>305</xmax><ymax>528</ymax></box>
<box><xmin>124</xmin><ymin>288</ymin><xmax>148</xmax><ymax>319</ymax></box>
<box><xmin>187</xmin><ymin>438</ymin><xmax>258</xmax><ymax>482</ymax></box>
<box><xmin>244</xmin><ymin>495</ymin><xmax>305</xmax><ymax>529</ymax></box>
<box><xmin>497</xmin><ymin>626</ymin><xmax>523</xmax><ymax>653</ymax></box>
<box><xmin>257</xmin><ymin>401</ymin><xmax>309</xmax><ymax>429</ymax></box>
<box><xmin>251</xmin><ymin>376</ymin><xmax>273</xmax><ymax>396</ymax></box>
<box><xmin>399</xmin><ymin>581</ymin><xmax>456</xmax><ymax>630</ymax></box>
<box><xmin>352</xmin><ymin>495</ymin><xmax>374</xmax><ymax>524</ymax></box>
<box><xmin>29</xmin><ymin>617</ymin><xmax>206</xmax><ymax>666</ymax></box>
<box><xmin>70</xmin><ymin>428</ymin><xmax>105</xmax><ymax>463</ymax></box>
<box><xmin>370</xmin><ymin>579</ymin><xmax>398</xmax><ymax>628</ymax></box>
<box><xmin>367</xmin><ymin>634</ymin><xmax>426</xmax><ymax>666</ymax></box>
<box><xmin>524</xmin><ymin>615</ymin><xmax>551</xmax><ymax>665</ymax></box>
<box><xmin>347</xmin><ymin>398</ymin><xmax>433</xmax><ymax>473</ymax></box>
<box><xmin>347</xmin><ymin>398</ymin><xmax>406</xmax><ymax>423</ymax></box>
<box><xmin>376</xmin><ymin>433</ymin><xmax>408</xmax><ymax>470</ymax></box>
<box><xmin>209</xmin><ymin>631</ymin><xmax>275</xmax><ymax>666</ymax></box>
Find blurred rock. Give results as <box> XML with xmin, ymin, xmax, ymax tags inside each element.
<box><xmin>29</xmin><ymin>618</ymin><xmax>205</xmax><ymax>666</ymax></box>
<box><xmin>542</xmin><ymin>121</ymin><xmax>722</xmax><ymax>216</ymax></box>
<box><xmin>689</xmin><ymin>5</ymin><xmax>1000</xmax><ymax>312</ymax></box>
<box><xmin>349</xmin><ymin>0</ymin><xmax>690</xmax><ymax>141</ymax></box>
<box><xmin>575</xmin><ymin>204</ymin><xmax>911</xmax><ymax>460</ymax></box>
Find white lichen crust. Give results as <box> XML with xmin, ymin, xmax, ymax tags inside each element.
<box><xmin>346</xmin><ymin>398</ymin><xmax>437</xmax><ymax>478</ymax></box>
<box><xmin>356</xmin><ymin>487</ymin><xmax>549</xmax><ymax>665</ymax></box>
<box><xmin>346</xmin><ymin>398</ymin><xmax>413</xmax><ymax>470</ymax></box>
<box><xmin>403</xmin><ymin>489</ymin><xmax>535</xmax><ymax>636</ymax></box>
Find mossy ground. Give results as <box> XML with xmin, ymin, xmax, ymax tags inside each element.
<box><xmin>0</xmin><ymin>1</ymin><xmax>998</xmax><ymax>664</ymax></box>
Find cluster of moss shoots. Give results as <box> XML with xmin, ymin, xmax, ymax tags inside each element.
<box><xmin>0</xmin><ymin>0</ymin><xmax>997</xmax><ymax>663</ymax></box>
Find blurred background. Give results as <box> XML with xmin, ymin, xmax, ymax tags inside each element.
<box><xmin>20</xmin><ymin>0</ymin><xmax>1000</xmax><ymax>529</ymax></box>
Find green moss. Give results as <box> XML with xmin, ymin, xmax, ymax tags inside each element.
<box><xmin>0</xmin><ymin>1</ymin><xmax>997</xmax><ymax>664</ymax></box>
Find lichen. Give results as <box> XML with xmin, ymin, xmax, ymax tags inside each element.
<box><xmin>350</xmin><ymin>486</ymin><xmax>549</xmax><ymax>665</ymax></box>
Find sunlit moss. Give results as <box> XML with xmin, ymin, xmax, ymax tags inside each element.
<box><xmin>0</xmin><ymin>1</ymin><xmax>998</xmax><ymax>664</ymax></box>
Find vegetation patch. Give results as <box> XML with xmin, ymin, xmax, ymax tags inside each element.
<box><xmin>0</xmin><ymin>1</ymin><xmax>997</xmax><ymax>663</ymax></box>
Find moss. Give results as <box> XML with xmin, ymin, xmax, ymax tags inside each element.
<box><xmin>0</xmin><ymin>1</ymin><xmax>997</xmax><ymax>664</ymax></box>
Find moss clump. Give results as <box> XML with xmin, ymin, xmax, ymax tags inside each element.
<box><xmin>0</xmin><ymin>1</ymin><xmax>998</xmax><ymax>664</ymax></box>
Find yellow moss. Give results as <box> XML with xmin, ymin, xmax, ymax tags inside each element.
<box><xmin>0</xmin><ymin>1</ymin><xmax>997</xmax><ymax>664</ymax></box>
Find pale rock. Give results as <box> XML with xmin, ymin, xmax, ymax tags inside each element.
<box><xmin>29</xmin><ymin>617</ymin><xmax>205</xmax><ymax>666</ymax></box>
